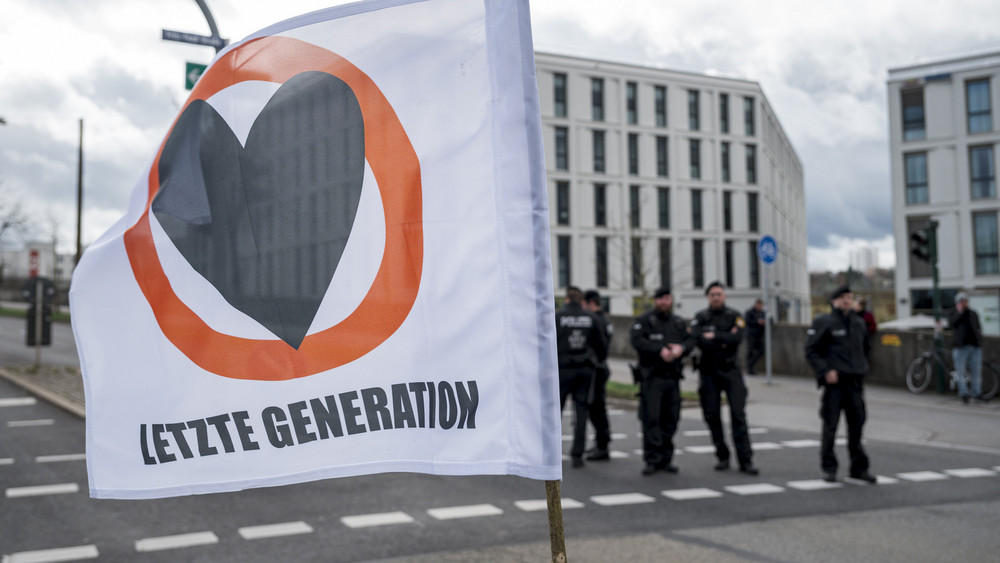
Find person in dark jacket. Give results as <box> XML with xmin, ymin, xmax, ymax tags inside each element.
<box><xmin>631</xmin><ymin>287</ymin><xmax>694</xmax><ymax>476</ymax></box>
<box><xmin>556</xmin><ymin>286</ymin><xmax>608</xmax><ymax>468</ymax></box>
<box><xmin>744</xmin><ymin>298</ymin><xmax>766</xmax><ymax>375</ymax></box>
<box><xmin>691</xmin><ymin>282</ymin><xmax>758</xmax><ymax>475</ymax></box>
<box><xmin>583</xmin><ymin>289</ymin><xmax>614</xmax><ymax>460</ymax></box>
<box><xmin>805</xmin><ymin>285</ymin><xmax>876</xmax><ymax>484</ymax></box>
<box><xmin>948</xmin><ymin>291</ymin><xmax>984</xmax><ymax>404</ymax></box>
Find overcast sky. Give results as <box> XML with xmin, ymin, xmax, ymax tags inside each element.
<box><xmin>3</xmin><ymin>0</ymin><xmax>1000</xmax><ymax>272</ymax></box>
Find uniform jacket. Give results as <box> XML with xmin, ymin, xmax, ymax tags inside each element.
<box><xmin>744</xmin><ymin>306</ymin><xmax>766</xmax><ymax>338</ymax></box>
<box><xmin>804</xmin><ymin>308</ymin><xmax>870</xmax><ymax>384</ymax></box>
<box><xmin>691</xmin><ymin>306</ymin><xmax>745</xmax><ymax>370</ymax></box>
<box><xmin>555</xmin><ymin>302</ymin><xmax>608</xmax><ymax>369</ymax></box>
<box><xmin>594</xmin><ymin>309</ymin><xmax>613</xmax><ymax>367</ymax></box>
<box><xmin>948</xmin><ymin>307</ymin><xmax>982</xmax><ymax>348</ymax></box>
<box><xmin>630</xmin><ymin>308</ymin><xmax>694</xmax><ymax>378</ymax></box>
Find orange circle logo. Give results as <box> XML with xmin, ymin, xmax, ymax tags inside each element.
<box><xmin>124</xmin><ymin>36</ymin><xmax>423</xmax><ymax>381</ymax></box>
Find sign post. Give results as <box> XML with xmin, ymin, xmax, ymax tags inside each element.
<box><xmin>757</xmin><ymin>236</ymin><xmax>778</xmax><ymax>385</ymax></box>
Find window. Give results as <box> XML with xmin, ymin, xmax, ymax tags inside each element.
<box><xmin>628</xmin><ymin>133</ymin><xmax>639</xmax><ymax>176</ymax></box>
<box><xmin>746</xmin><ymin>143</ymin><xmax>757</xmax><ymax>184</ymax></box>
<box><xmin>595</xmin><ymin>236</ymin><xmax>608</xmax><ymax>287</ymax></box>
<box><xmin>631</xmin><ymin>237</ymin><xmax>643</xmax><ymax>288</ymax></box>
<box><xmin>692</xmin><ymin>239</ymin><xmax>704</xmax><ymax>288</ymax></box>
<box><xmin>967</xmin><ymin>79</ymin><xmax>991</xmax><ymax>134</ymax></box>
<box><xmin>724</xmin><ymin>240</ymin><xmax>734</xmax><ymax>288</ymax></box>
<box><xmin>902</xmin><ymin>89</ymin><xmax>925</xmax><ymax>141</ymax></box>
<box><xmin>591</xmin><ymin>77</ymin><xmax>604</xmax><ymax>121</ymax></box>
<box><xmin>655</xmin><ymin>85</ymin><xmax>667</xmax><ymax>127</ymax></box>
<box><xmin>594</xmin><ymin>183</ymin><xmax>606</xmax><ymax>226</ymax></box>
<box><xmin>553</xmin><ymin>72</ymin><xmax>567</xmax><ymax>118</ymax></box>
<box><xmin>657</xmin><ymin>187</ymin><xmax>670</xmax><ymax>229</ymax></box>
<box><xmin>687</xmin><ymin>90</ymin><xmax>700</xmax><ymax>130</ymax></box>
<box><xmin>555</xmin><ymin>126</ymin><xmax>568</xmax><ymax>170</ymax></box>
<box><xmin>747</xmin><ymin>192</ymin><xmax>759</xmax><ymax>233</ymax></box>
<box><xmin>743</xmin><ymin>96</ymin><xmax>755</xmax><ymax>136</ymax></box>
<box><xmin>593</xmin><ymin>130</ymin><xmax>606</xmax><ymax>173</ymax></box>
<box><xmin>723</xmin><ymin>190</ymin><xmax>732</xmax><ymax>231</ymax></box>
<box><xmin>627</xmin><ymin>81</ymin><xmax>638</xmax><ymax>124</ymax></box>
<box><xmin>629</xmin><ymin>185</ymin><xmax>641</xmax><ymax>228</ymax></box>
<box><xmin>970</xmin><ymin>145</ymin><xmax>995</xmax><ymax>199</ymax></box>
<box><xmin>556</xmin><ymin>181</ymin><xmax>570</xmax><ymax>225</ymax></box>
<box><xmin>557</xmin><ymin>236</ymin><xmax>571</xmax><ymax>287</ymax></box>
<box><xmin>907</xmin><ymin>217</ymin><xmax>933</xmax><ymax>278</ymax></box>
<box><xmin>659</xmin><ymin>238</ymin><xmax>671</xmax><ymax>289</ymax></box>
<box><xmin>905</xmin><ymin>152</ymin><xmax>929</xmax><ymax>203</ymax></box>
<box><xmin>974</xmin><ymin>212</ymin><xmax>999</xmax><ymax>275</ymax></box>
<box><xmin>721</xmin><ymin>142</ymin><xmax>731</xmax><ymax>182</ymax></box>
<box><xmin>689</xmin><ymin>139</ymin><xmax>701</xmax><ymax>179</ymax></box>
<box><xmin>656</xmin><ymin>136</ymin><xmax>669</xmax><ymax>177</ymax></box>
<box><xmin>719</xmin><ymin>93</ymin><xmax>729</xmax><ymax>133</ymax></box>
<box><xmin>691</xmin><ymin>189</ymin><xmax>702</xmax><ymax>231</ymax></box>
<box><xmin>748</xmin><ymin>240</ymin><xmax>760</xmax><ymax>288</ymax></box>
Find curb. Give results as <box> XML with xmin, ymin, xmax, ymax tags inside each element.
<box><xmin>0</xmin><ymin>367</ymin><xmax>86</xmax><ymax>419</ymax></box>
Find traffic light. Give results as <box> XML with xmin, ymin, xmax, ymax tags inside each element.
<box><xmin>910</xmin><ymin>223</ymin><xmax>937</xmax><ymax>263</ymax></box>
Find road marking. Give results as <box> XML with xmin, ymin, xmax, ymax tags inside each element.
<box><xmin>782</xmin><ymin>439</ymin><xmax>821</xmax><ymax>448</ymax></box>
<box><xmin>786</xmin><ymin>479</ymin><xmax>842</xmax><ymax>491</ymax></box>
<box><xmin>897</xmin><ymin>471</ymin><xmax>949</xmax><ymax>482</ymax></box>
<box><xmin>7</xmin><ymin>419</ymin><xmax>54</xmax><ymax>428</ymax></box>
<box><xmin>238</xmin><ymin>521</ymin><xmax>313</xmax><ymax>540</ymax></box>
<box><xmin>662</xmin><ymin>488</ymin><xmax>723</xmax><ymax>500</ymax></box>
<box><xmin>752</xmin><ymin>442</ymin><xmax>783</xmax><ymax>450</ymax></box>
<box><xmin>35</xmin><ymin>454</ymin><xmax>87</xmax><ymax>463</ymax></box>
<box><xmin>427</xmin><ymin>504</ymin><xmax>503</xmax><ymax>520</ymax></box>
<box><xmin>724</xmin><ymin>483</ymin><xmax>785</xmax><ymax>496</ymax></box>
<box><xmin>607</xmin><ymin>409</ymin><xmax>626</xmax><ymax>416</ymax></box>
<box><xmin>0</xmin><ymin>457</ymin><xmax>14</xmax><ymax>465</ymax></box>
<box><xmin>0</xmin><ymin>397</ymin><xmax>37</xmax><ymax>407</ymax></box>
<box><xmin>2</xmin><ymin>544</ymin><xmax>98</xmax><ymax>562</ymax></box>
<box><xmin>611</xmin><ymin>432</ymin><xmax>629</xmax><ymax>440</ymax></box>
<box><xmin>135</xmin><ymin>531</ymin><xmax>219</xmax><ymax>552</ymax></box>
<box><xmin>834</xmin><ymin>438</ymin><xmax>847</xmax><ymax>446</ymax></box>
<box><xmin>683</xmin><ymin>430</ymin><xmax>711</xmax><ymax>437</ymax></box>
<box><xmin>514</xmin><ymin>498</ymin><xmax>584</xmax><ymax>512</ymax></box>
<box><xmin>590</xmin><ymin>493</ymin><xmax>656</xmax><ymax>506</ymax></box>
<box><xmin>609</xmin><ymin>450</ymin><xmax>630</xmax><ymax>459</ymax></box>
<box><xmin>943</xmin><ymin>467</ymin><xmax>996</xmax><ymax>478</ymax></box>
<box><xmin>6</xmin><ymin>483</ymin><xmax>79</xmax><ymax>498</ymax></box>
<box><xmin>341</xmin><ymin>511</ymin><xmax>415</xmax><ymax>528</ymax></box>
<box><xmin>749</xmin><ymin>428</ymin><xmax>769</xmax><ymax>435</ymax></box>
<box><xmin>683</xmin><ymin>445</ymin><xmax>716</xmax><ymax>454</ymax></box>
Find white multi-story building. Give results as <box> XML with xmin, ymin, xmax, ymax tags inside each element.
<box><xmin>888</xmin><ymin>51</ymin><xmax>1000</xmax><ymax>332</ymax></box>
<box><xmin>534</xmin><ymin>52</ymin><xmax>809</xmax><ymax>321</ymax></box>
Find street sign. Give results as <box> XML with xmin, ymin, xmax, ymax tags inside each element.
<box><xmin>757</xmin><ymin>235</ymin><xmax>778</xmax><ymax>264</ymax></box>
<box><xmin>186</xmin><ymin>62</ymin><xmax>208</xmax><ymax>90</ymax></box>
<box><xmin>162</xmin><ymin>28</ymin><xmax>228</xmax><ymax>49</ymax></box>
<box><xmin>28</xmin><ymin>249</ymin><xmax>39</xmax><ymax>278</ymax></box>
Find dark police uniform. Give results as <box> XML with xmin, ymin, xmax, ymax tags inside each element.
<box><xmin>805</xmin><ymin>307</ymin><xmax>871</xmax><ymax>479</ymax></box>
<box><xmin>631</xmin><ymin>308</ymin><xmax>694</xmax><ymax>470</ymax></box>
<box><xmin>691</xmin><ymin>306</ymin><xmax>754</xmax><ymax>470</ymax></box>
<box><xmin>744</xmin><ymin>305</ymin><xmax>766</xmax><ymax>374</ymax></box>
<box><xmin>587</xmin><ymin>309</ymin><xmax>614</xmax><ymax>457</ymax></box>
<box><xmin>556</xmin><ymin>302</ymin><xmax>608</xmax><ymax>464</ymax></box>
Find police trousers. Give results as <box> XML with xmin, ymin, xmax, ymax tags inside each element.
<box><xmin>559</xmin><ymin>366</ymin><xmax>593</xmax><ymax>459</ymax></box>
<box><xmin>820</xmin><ymin>376</ymin><xmax>869</xmax><ymax>475</ymax></box>
<box><xmin>698</xmin><ymin>366</ymin><xmax>753</xmax><ymax>466</ymax></box>
<box><xmin>640</xmin><ymin>375</ymin><xmax>681</xmax><ymax>466</ymax></box>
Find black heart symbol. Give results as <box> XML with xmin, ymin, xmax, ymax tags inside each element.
<box><xmin>152</xmin><ymin>71</ymin><xmax>365</xmax><ymax>349</ymax></box>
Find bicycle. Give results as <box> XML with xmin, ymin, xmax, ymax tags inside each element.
<box><xmin>905</xmin><ymin>345</ymin><xmax>1000</xmax><ymax>400</ymax></box>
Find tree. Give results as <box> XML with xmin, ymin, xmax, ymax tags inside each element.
<box><xmin>0</xmin><ymin>184</ymin><xmax>32</xmax><ymax>284</ymax></box>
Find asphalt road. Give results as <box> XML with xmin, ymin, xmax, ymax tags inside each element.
<box><xmin>0</xmin><ymin>314</ymin><xmax>79</xmax><ymax>367</ymax></box>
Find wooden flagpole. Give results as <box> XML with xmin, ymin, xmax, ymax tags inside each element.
<box><xmin>545</xmin><ymin>479</ymin><xmax>567</xmax><ymax>562</ymax></box>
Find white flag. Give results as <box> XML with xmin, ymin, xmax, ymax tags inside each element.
<box><xmin>70</xmin><ymin>0</ymin><xmax>560</xmax><ymax>499</ymax></box>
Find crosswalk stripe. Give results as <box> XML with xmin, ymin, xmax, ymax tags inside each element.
<box><xmin>427</xmin><ymin>504</ymin><xmax>502</xmax><ymax>520</ymax></box>
<box><xmin>238</xmin><ymin>521</ymin><xmax>313</xmax><ymax>539</ymax></box>
<box><xmin>725</xmin><ymin>483</ymin><xmax>785</xmax><ymax>495</ymax></box>
<box><xmin>0</xmin><ymin>397</ymin><xmax>37</xmax><ymax>407</ymax></box>
<box><xmin>787</xmin><ymin>479</ymin><xmax>842</xmax><ymax>491</ymax></box>
<box><xmin>7</xmin><ymin>419</ymin><xmax>54</xmax><ymax>428</ymax></box>
<box><xmin>684</xmin><ymin>445</ymin><xmax>716</xmax><ymax>454</ymax></box>
<box><xmin>514</xmin><ymin>498</ymin><xmax>584</xmax><ymax>512</ymax></box>
<box><xmin>0</xmin><ymin>457</ymin><xmax>14</xmax><ymax>465</ymax></box>
<box><xmin>781</xmin><ymin>439</ymin><xmax>821</xmax><ymax>448</ymax></box>
<box><xmin>662</xmin><ymin>488</ymin><xmax>723</xmax><ymax>500</ymax></box>
<box><xmin>6</xmin><ymin>483</ymin><xmax>79</xmax><ymax>498</ymax></box>
<box><xmin>752</xmin><ymin>442</ymin><xmax>783</xmax><ymax>450</ymax></box>
<box><xmin>2</xmin><ymin>544</ymin><xmax>98</xmax><ymax>562</ymax></box>
<box><xmin>897</xmin><ymin>471</ymin><xmax>949</xmax><ymax>482</ymax></box>
<box><xmin>35</xmin><ymin>454</ymin><xmax>87</xmax><ymax>463</ymax></box>
<box><xmin>341</xmin><ymin>511</ymin><xmax>415</xmax><ymax>528</ymax></box>
<box><xmin>943</xmin><ymin>468</ymin><xmax>996</xmax><ymax>478</ymax></box>
<box><xmin>135</xmin><ymin>531</ymin><xmax>219</xmax><ymax>552</ymax></box>
<box><xmin>590</xmin><ymin>493</ymin><xmax>656</xmax><ymax>506</ymax></box>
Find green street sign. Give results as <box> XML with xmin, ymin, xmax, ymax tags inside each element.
<box><xmin>185</xmin><ymin>62</ymin><xmax>207</xmax><ymax>90</ymax></box>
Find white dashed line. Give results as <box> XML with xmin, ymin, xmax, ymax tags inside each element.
<box><xmin>607</xmin><ymin>409</ymin><xmax>626</xmax><ymax>416</ymax></box>
<box><xmin>7</xmin><ymin>419</ymin><xmax>54</xmax><ymax>428</ymax></box>
<box><xmin>781</xmin><ymin>439</ymin><xmax>821</xmax><ymax>448</ymax></box>
<box><xmin>0</xmin><ymin>397</ymin><xmax>37</xmax><ymax>407</ymax></box>
<box><xmin>6</xmin><ymin>483</ymin><xmax>79</xmax><ymax>498</ymax></box>
<box><xmin>609</xmin><ymin>450</ymin><xmax>630</xmax><ymax>459</ymax></box>
<box><xmin>611</xmin><ymin>433</ymin><xmax>629</xmax><ymax>440</ymax></box>
<box><xmin>135</xmin><ymin>531</ymin><xmax>219</xmax><ymax>552</ymax></box>
<box><xmin>662</xmin><ymin>488</ymin><xmax>723</xmax><ymax>500</ymax></box>
<box><xmin>751</xmin><ymin>442</ymin><xmax>783</xmax><ymax>450</ymax></box>
<box><xmin>341</xmin><ymin>511</ymin><xmax>415</xmax><ymax>528</ymax></box>
<box><xmin>590</xmin><ymin>493</ymin><xmax>656</xmax><ymax>506</ymax></box>
<box><xmin>683</xmin><ymin>430</ymin><xmax>711</xmax><ymax>437</ymax></box>
<box><xmin>238</xmin><ymin>521</ymin><xmax>313</xmax><ymax>540</ymax></box>
<box><xmin>897</xmin><ymin>471</ymin><xmax>949</xmax><ymax>482</ymax></box>
<box><xmin>35</xmin><ymin>454</ymin><xmax>87</xmax><ymax>463</ymax></box>
<box><xmin>427</xmin><ymin>504</ymin><xmax>502</xmax><ymax>520</ymax></box>
<box><xmin>786</xmin><ymin>479</ymin><xmax>842</xmax><ymax>491</ymax></box>
<box><xmin>684</xmin><ymin>445</ymin><xmax>717</xmax><ymax>454</ymax></box>
<box><xmin>724</xmin><ymin>483</ymin><xmax>785</xmax><ymax>496</ymax></box>
<box><xmin>2</xmin><ymin>544</ymin><xmax>98</xmax><ymax>562</ymax></box>
<box><xmin>943</xmin><ymin>468</ymin><xmax>997</xmax><ymax>478</ymax></box>
<box><xmin>748</xmin><ymin>428</ymin><xmax>769</xmax><ymax>435</ymax></box>
<box><xmin>514</xmin><ymin>498</ymin><xmax>584</xmax><ymax>512</ymax></box>
<box><xmin>0</xmin><ymin>457</ymin><xmax>14</xmax><ymax>465</ymax></box>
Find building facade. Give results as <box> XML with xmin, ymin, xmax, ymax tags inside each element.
<box><xmin>888</xmin><ymin>51</ymin><xmax>1000</xmax><ymax>333</ymax></box>
<box><xmin>535</xmin><ymin>52</ymin><xmax>808</xmax><ymax>321</ymax></box>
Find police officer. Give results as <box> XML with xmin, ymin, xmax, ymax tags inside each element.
<box><xmin>805</xmin><ymin>285</ymin><xmax>876</xmax><ymax>484</ymax></box>
<box><xmin>744</xmin><ymin>298</ymin><xmax>766</xmax><ymax>375</ymax></box>
<box><xmin>691</xmin><ymin>281</ymin><xmax>758</xmax><ymax>475</ymax></box>
<box><xmin>631</xmin><ymin>287</ymin><xmax>694</xmax><ymax>476</ymax></box>
<box><xmin>556</xmin><ymin>286</ymin><xmax>608</xmax><ymax>468</ymax></box>
<box><xmin>583</xmin><ymin>290</ymin><xmax>614</xmax><ymax>461</ymax></box>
